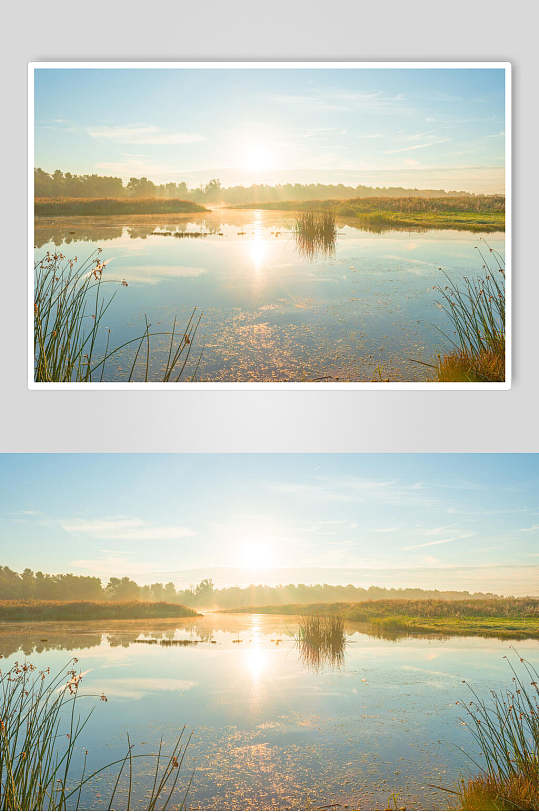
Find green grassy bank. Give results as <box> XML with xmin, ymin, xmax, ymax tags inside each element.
<box><xmin>0</xmin><ymin>600</ymin><xmax>200</xmax><ymax>621</ymax></box>
<box><xmin>232</xmin><ymin>196</ymin><xmax>505</xmax><ymax>232</ymax></box>
<box><xmin>223</xmin><ymin>598</ymin><xmax>538</xmax><ymax>640</ymax></box>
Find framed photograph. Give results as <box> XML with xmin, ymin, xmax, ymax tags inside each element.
<box><xmin>29</xmin><ymin>62</ymin><xmax>511</xmax><ymax>389</ymax></box>
<box><xmin>0</xmin><ymin>452</ymin><xmax>536</xmax><ymax>811</ymax></box>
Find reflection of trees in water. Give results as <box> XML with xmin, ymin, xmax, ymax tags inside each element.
<box><xmin>294</xmin><ymin>211</ymin><xmax>337</xmax><ymax>260</ymax></box>
<box><xmin>0</xmin><ymin>620</ymin><xmax>218</xmax><ymax>660</ymax></box>
<box><xmin>296</xmin><ymin>615</ymin><xmax>346</xmax><ymax>671</ymax></box>
<box><xmin>34</xmin><ymin>219</ymin><xmax>223</xmax><ymax>248</ymax></box>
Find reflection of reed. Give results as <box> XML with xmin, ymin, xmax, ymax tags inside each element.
<box><xmin>296</xmin><ymin>615</ymin><xmax>346</xmax><ymax>671</ymax></box>
<box><xmin>294</xmin><ymin>210</ymin><xmax>336</xmax><ymax>260</ymax></box>
<box><xmin>294</xmin><ymin>211</ymin><xmax>337</xmax><ymax>260</ymax></box>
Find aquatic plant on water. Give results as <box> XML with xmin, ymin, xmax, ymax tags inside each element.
<box><xmin>294</xmin><ymin>210</ymin><xmax>337</xmax><ymax>260</ymax></box>
<box><xmin>296</xmin><ymin>615</ymin><xmax>346</xmax><ymax>671</ymax></box>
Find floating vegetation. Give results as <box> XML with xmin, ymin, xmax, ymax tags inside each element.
<box><xmin>294</xmin><ymin>210</ymin><xmax>336</xmax><ymax>260</ymax></box>
<box><xmin>133</xmin><ymin>638</ymin><xmax>203</xmax><ymax>647</ymax></box>
<box><xmin>296</xmin><ymin>615</ymin><xmax>346</xmax><ymax>671</ymax></box>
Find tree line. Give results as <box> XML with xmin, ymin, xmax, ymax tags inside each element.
<box><xmin>34</xmin><ymin>168</ymin><xmax>476</xmax><ymax>204</ymax></box>
<box><xmin>0</xmin><ymin>565</ymin><xmax>501</xmax><ymax>607</ymax></box>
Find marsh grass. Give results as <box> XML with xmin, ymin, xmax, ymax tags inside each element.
<box><xmin>0</xmin><ymin>659</ymin><xmax>193</xmax><ymax>810</ymax></box>
<box><xmin>34</xmin><ymin>251</ymin><xmax>202</xmax><ymax>383</ymax></box>
<box><xmin>294</xmin><ymin>210</ymin><xmax>336</xmax><ymax>260</ymax></box>
<box><xmin>456</xmin><ymin>654</ymin><xmax>539</xmax><ymax>810</ymax></box>
<box><xmin>35</xmin><ymin>198</ymin><xmax>206</xmax><ymax>217</ymax></box>
<box><xmin>296</xmin><ymin>615</ymin><xmax>346</xmax><ymax>670</ymax></box>
<box><xmin>0</xmin><ymin>601</ymin><xmax>199</xmax><ymax>622</ymax></box>
<box><xmin>434</xmin><ymin>243</ymin><xmax>506</xmax><ymax>382</ymax></box>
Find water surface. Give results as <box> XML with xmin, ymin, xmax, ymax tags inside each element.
<box><xmin>34</xmin><ymin>211</ymin><xmax>505</xmax><ymax>382</ymax></box>
<box><xmin>1</xmin><ymin>613</ymin><xmax>535</xmax><ymax>809</ymax></box>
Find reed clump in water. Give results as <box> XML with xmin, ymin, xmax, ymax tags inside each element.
<box><xmin>296</xmin><ymin>615</ymin><xmax>346</xmax><ymax>670</ymax></box>
<box><xmin>456</xmin><ymin>654</ymin><xmax>538</xmax><ymax>810</ymax></box>
<box><xmin>0</xmin><ymin>659</ymin><xmax>193</xmax><ymax>810</ymax></box>
<box><xmin>34</xmin><ymin>250</ymin><xmax>202</xmax><ymax>382</ymax></box>
<box><xmin>435</xmin><ymin>243</ymin><xmax>505</xmax><ymax>382</ymax></box>
<box><xmin>294</xmin><ymin>210</ymin><xmax>336</xmax><ymax>260</ymax></box>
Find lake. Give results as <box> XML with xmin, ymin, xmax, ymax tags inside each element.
<box><xmin>1</xmin><ymin>613</ymin><xmax>535</xmax><ymax>810</ymax></box>
<box><xmin>34</xmin><ymin>211</ymin><xmax>505</xmax><ymax>383</ymax></box>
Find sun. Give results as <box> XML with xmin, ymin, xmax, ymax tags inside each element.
<box><xmin>238</xmin><ymin>540</ymin><xmax>274</xmax><ymax>571</ymax></box>
<box><xmin>244</xmin><ymin>144</ymin><xmax>274</xmax><ymax>173</ymax></box>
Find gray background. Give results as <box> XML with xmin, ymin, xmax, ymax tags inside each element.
<box><xmin>2</xmin><ymin>0</ymin><xmax>537</xmax><ymax>452</ymax></box>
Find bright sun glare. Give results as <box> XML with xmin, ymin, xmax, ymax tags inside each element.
<box><xmin>238</xmin><ymin>541</ymin><xmax>273</xmax><ymax>571</ymax></box>
<box><xmin>244</xmin><ymin>144</ymin><xmax>274</xmax><ymax>172</ymax></box>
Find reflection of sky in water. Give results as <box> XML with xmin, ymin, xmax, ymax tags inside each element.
<box><xmin>2</xmin><ymin>614</ymin><xmax>535</xmax><ymax>810</ymax></box>
<box><xmin>34</xmin><ymin>213</ymin><xmax>505</xmax><ymax>382</ymax></box>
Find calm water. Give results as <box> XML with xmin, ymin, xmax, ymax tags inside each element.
<box><xmin>34</xmin><ymin>211</ymin><xmax>505</xmax><ymax>382</ymax></box>
<box><xmin>1</xmin><ymin>613</ymin><xmax>536</xmax><ymax>810</ymax></box>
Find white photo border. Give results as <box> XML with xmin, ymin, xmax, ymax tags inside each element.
<box><xmin>28</xmin><ymin>61</ymin><xmax>512</xmax><ymax>390</ymax></box>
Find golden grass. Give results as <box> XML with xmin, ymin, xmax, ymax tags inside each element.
<box><xmin>459</xmin><ymin>772</ymin><xmax>538</xmax><ymax>810</ymax></box>
<box><xmin>0</xmin><ymin>600</ymin><xmax>200</xmax><ymax>621</ymax></box>
<box><xmin>34</xmin><ymin>197</ymin><xmax>207</xmax><ymax>216</ymax></box>
<box><xmin>437</xmin><ymin>347</ymin><xmax>505</xmax><ymax>383</ymax></box>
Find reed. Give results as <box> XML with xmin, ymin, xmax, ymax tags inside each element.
<box><xmin>0</xmin><ymin>659</ymin><xmax>193</xmax><ymax>810</ymax></box>
<box><xmin>34</xmin><ymin>251</ymin><xmax>202</xmax><ymax>383</ymax></box>
<box><xmin>294</xmin><ymin>210</ymin><xmax>336</xmax><ymax>259</ymax></box>
<box><xmin>296</xmin><ymin>615</ymin><xmax>346</xmax><ymax>670</ymax></box>
<box><xmin>434</xmin><ymin>243</ymin><xmax>505</xmax><ymax>382</ymax></box>
<box><xmin>456</xmin><ymin>654</ymin><xmax>539</xmax><ymax>810</ymax></box>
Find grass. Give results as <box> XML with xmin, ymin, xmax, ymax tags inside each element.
<box><xmin>456</xmin><ymin>654</ymin><xmax>539</xmax><ymax>810</ymax></box>
<box><xmin>35</xmin><ymin>198</ymin><xmax>207</xmax><ymax>217</ymax></box>
<box><xmin>0</xmin><ymin>601</ymin><xmax>200</xmax><ymax>622</ymax></box>
<box><xmin>434</xmin><ymin>243</ymin><xmax>506</xmax><ymax>382</ymax></box>
<box><xmin>294</xmin><ymin>210</ymin><xmax>336</xmax><ymax>259</ymax></box>
<box><xmin>0</xmin><ymin>659</ymin><xmax>193</xmax><ymax>810</ymax></box>
<box><xmin>222</xmin><ymin>598</ymin><xmax>539</xmax><ymax>640</ymax></box>
<box><xmin>296</xmin><ymin>615</ymin><xmax>346</xmax><ymax>670</ymax></box>
<box><xmin>34</xmin><ymin>250</ymin><xmax>203</xmax><ymax>383</ymax></box>
<box><xmin>232</xmin><ymin>196</ymin><xmax>505</xmax><ymax>232</ymax></box>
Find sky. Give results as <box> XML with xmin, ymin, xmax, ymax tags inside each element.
<box><xmin>34</xmin><ymin>67</ymin><xmax>506</xmax><ymax>193</ymax></box>
<box><xmin>0</xmin><ymin>454</ymin><xmax>536</xmax><ymax>595</ymax></box>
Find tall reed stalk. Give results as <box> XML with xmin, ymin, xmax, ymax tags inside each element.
<box><xmin>34</xmin><ymin>251</ymin><xmax>202</xmax><ymax>382</ymax></box>
<box><xmin>434</xmin><ymin>243</ymin><xmax>505</xmax><ymax>382</ymax></box>
<box><xmin>296</xmin><ymin>615</ymin><xmax>346</xmax><ymax>671</ymax></box>
<box><xmin>457</xmin><ymin>654</ymin><xmax>538</xmax><ymax>810</ymax></box>
<box><xmin>294</xmin><ymin>210</ymin><xmax>336</xmax><ymax>260</ymax></box>
<box><xmin>0</xmin><ymin>659</ymin><xmax>193</xmax><ymax>810</ymax></box>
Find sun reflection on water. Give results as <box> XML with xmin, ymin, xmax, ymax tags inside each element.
<box><xmin>248</xmin><ymin>212</ymin><xmax>267</xmax><ymax>275</ymax></box>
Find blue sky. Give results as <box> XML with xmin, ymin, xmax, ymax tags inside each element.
<box><xmin>34</xmin><ymin>67</ymin><xmax>506</xmax><ymax>193</ymax></box>
<box><xmin>0</xmin><ymin>455</ymin><xmax>536</xmax><ymax>594</ymax></box>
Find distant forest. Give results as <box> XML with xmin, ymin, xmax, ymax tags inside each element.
<box><xmin>0</xmin><ymin>566</ymin><xmax>503</xmax><ymax>607</ymax></box>
<box><xmin>34</xmin><ymin>168</ymin><xmax>478</xmax><ymax>205</ymax></box>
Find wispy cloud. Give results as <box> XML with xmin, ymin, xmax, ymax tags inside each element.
<box><xmin>385</xmin><ymin>138</ymin><xmax>450</xmax><ymax>155</ymax></box>
<box><xmin>61</xmin><ymin>517</ymin><xmax>196</xmax><ymax>541</ymax></box>
<box><xmin>404</xmin><ymin>531</ymin><xmax>475</xmax><ymax>551</ymax></box>
<box><xmin>269</xmin><ymin>476</ymin><xmax>434</xmax><ymax>508</ymax></box>
<box><xmin>521</xmin><ymin>524</ymin><xmax>539</xmax><ymax>533</ymax></box>
<box><xmin>88</xmin><ymin>125</ymin><xmax>205</xmax><ymax>145</ymax></box>
<box><xmin>270</xmin><ymin>90</ymin><xmax>406</xmax><ymax>114</ymax></box>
